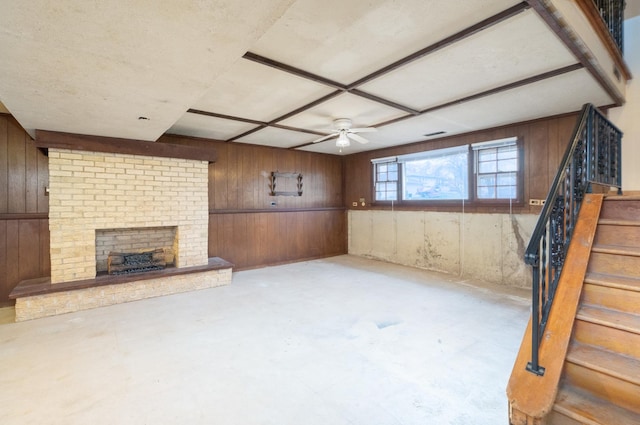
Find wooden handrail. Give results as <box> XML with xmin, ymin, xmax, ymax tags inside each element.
<box><xmin>507</xmin><ymin>194</ymin><xmax>603</xmax><ymax>422</ymax></box>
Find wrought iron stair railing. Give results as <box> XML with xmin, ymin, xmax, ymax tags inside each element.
<box><xmin>523</xmin><ymin>103</ymin><xmax>622</xmax><ymax>375</ymax></box>
<box><xmin>593</xmin><ymin>0</ymin><xmax>625</xmax><ymax>53</ymax></box>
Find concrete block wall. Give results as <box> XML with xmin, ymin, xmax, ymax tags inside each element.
<box><xmin>48</xmin><ymin>149</ymin><xmax>209</xmax><ymax>283</ymax></box>
<box><xmin>348</xmin><ymin>210</ymin><xmax>537</xmax><ymax>287</ymax></box>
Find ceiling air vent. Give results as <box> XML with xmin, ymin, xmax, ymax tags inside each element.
<box><xmin>424</xmin><ymin>131</ymin><xmax>446</xmax><ymax>137</ymax></box>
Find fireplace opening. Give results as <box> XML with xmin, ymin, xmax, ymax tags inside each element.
<box><xmin>96</xmin><ymin>226</ymin><xmax>178</xmax><ymax>275</ymax></box>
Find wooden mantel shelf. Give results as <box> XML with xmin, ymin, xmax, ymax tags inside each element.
<box><xmin>10</xmin><ymin>257</ymin><xmax>233</xmax><ymax>299</ymax></box>
<box><xmin>35</xmin><ymin>130</ymin><xmax>218</xmax><ymax>162</ymax></box>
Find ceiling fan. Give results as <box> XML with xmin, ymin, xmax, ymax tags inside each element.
<box><xmin>311</xmin><ymin>118</ymin><xmax>376</xmax><ymax>150</ymax></box>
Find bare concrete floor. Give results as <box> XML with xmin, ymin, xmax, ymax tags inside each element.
<box><xmin>0</xmin><ymin>255</ymin><xmax>530</xmax><ymax>424</ymax></box>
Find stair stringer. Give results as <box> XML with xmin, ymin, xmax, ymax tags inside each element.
<box><xmin>507</xmin><ymin>194</ymin><xmax>604</xmax><ymax>425</ymax></box>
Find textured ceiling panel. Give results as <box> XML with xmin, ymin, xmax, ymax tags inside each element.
<box><xmin>192</xmin><ymin>58</ymin><xmax>335</xmax><ymax>122</ymax></box>
<box><xmin>0</xmin><ymin>0</ymin><xmax>294</xmax><ymax>140</ymax></box>
<box><xmin>250</xmin><ymin>0</ymin><xmax>521</xmax><ymax>84</ymax></box>
<box><xmin>359</xmin><ymin>10</ymin><xmax>577</xmax><ymax>110</ymax></box>
<box><xmin>278</xmin><ymin>92</ymin><xmax>405</xmax><ymax>131</ymax></box>
<box><xmin>234</xmin><ymin>126</ymin><xmax>318</xmax><ymax>148</ymax></box>
<box><xmin>430</xmin><ymin>69</ymin><xmax>613</xmax><ymax>130</ymax></box>
<box><xmin>167</xmin><ymin>113</ymin><xmax>257</xmax><ymax>141</ymax></box>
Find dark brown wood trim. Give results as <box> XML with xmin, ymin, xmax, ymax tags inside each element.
<box><xmin>270</xmin><ymin>123</ymin><xmax>327</xmax><ymax>136</ymax></box>
<box><xmin>292</xmin><ymin>64</ymin><xmax>585</xmax><ymax>150</ymax></box>
<box><xmin>348</xmin><ymin>89</ymin><xmax>420</xmax><ymax>115</ymax></box>
<box><xmin>233</xmin><ymin>253</ymin><xmax>344</xmax><ymax>272</ymax></box>
<box><xmin>420</xmin><ymin>63</ymin><xmax>584</xmax><ymax>114</ymax></box>
<box><xmin>527</xmin><ymin>0</ymin><xmax>625</xmax><ymax>106</ymax></box>
<box><xmin>10</xmin><ymin>257</ymin><xmax>233</xmax><ymax>299</ymax></box>
<box><xmin>187</xmin><ymin>109</ymin><xmax>266</xmax><ymax>126</ymax></box>
<box><xmin>574</xmin><ymin>0</ymin><xmax>632</xmax><ymax>80</ymax></box>
<box><xmin>210</xmin><ymin>207</ymin><xmax>346</xmax><ymax>214</ymax></box>
<box><xmin>35</xmin><ymin>130</ymin><xmax>218</xmax><ymax>162</ymax></box>
<box><xmin>347</xmin><ymin>2</ymin><xmax>532</xmax><ymax>87</ymax></box>
<box><xmin>0</xmin><ymin>213</ymin><xmax>48</xmax><ymax>220</ymax></box>
<box><xmin>267</xmin><ymin>91</ymin><xmax>344</xmax><ymax>126</ymax></box>
<box><xmin>243</xmin><ymin>52</ymin><xmax>347</xmax><ymax>90</ymax></box>
<box><xmin>345</xmin><ymin>109</ymin><xmax>583</xmax><ymax>160</ymax></box>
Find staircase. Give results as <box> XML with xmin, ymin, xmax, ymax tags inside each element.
<box><xmin>548</xmin><ymin>195</ymin><xmax>640</xmax><ymax>424</ymax></box>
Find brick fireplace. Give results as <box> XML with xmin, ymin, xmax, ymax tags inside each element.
<box><xmin>11</xmin><ymin>137</ymin><xmax>232</xmax><ymax>321</ymax></box>
<box><xmin>48</xmin><ymin>149</ymin><xmax>209</xmax><ymax>283</ymax></box>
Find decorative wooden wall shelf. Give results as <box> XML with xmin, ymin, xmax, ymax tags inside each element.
<box><xmin>269</xmin><ymin>172</ymin><xmax>303</xmax><ymax>196</ymax></box>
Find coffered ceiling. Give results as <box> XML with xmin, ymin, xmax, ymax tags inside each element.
<box><xmin>0</xmin><ymin>0</ymin><xmax>628</xmax><ymax>156</ymax></box>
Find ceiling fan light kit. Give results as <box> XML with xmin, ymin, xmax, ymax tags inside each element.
<box><xmin>311</xmin><ymin>118</ymin><xmax>376</xmax><ymax>151</ymax></box>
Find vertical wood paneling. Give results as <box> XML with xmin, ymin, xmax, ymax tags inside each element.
<box><xmin>25</xmin><ymin>139</ymin><xmax>38</xmax><ymax>212</ymax></box>
<box><xmin>0</xmin><ymin>218</ymin><xmax>50</xmax><ymax>306</ymax></box>
<box><xmin>39</xmin><ymin>219</ymin><xmax>50</xmax><ymax>276</ymax></box>
<box><xmin>0</xmin><ymin>116</ymin><xmax>7</xmax><ymax>213</ymax></box>
<box><xmin>7</xmin><ymin>120</ymin><xmax>26</xmax><ymax>213</ymax></box>
<box><xmin>37</xmin><ymin>150</ymin><xmax>49</xmax><ymax>213</ymax></box>
<box><xmin>4</xmin><ymin>221</ymin><xmax>19</xmax><ymax>303</ymax></box>
<box><xmin>19</xmin><ymin>220</ymin><xmax>40</xmax><ymax>281</ymax></box>
<box><xmin>528</xmin><ymin>120</ymin><xmax>549</xmax><ymax>201</ymax></box>
<box><xmin>343</xmin><ymin>112</ymin><xmax>580</xmax><ymax>214</ymax></box>
<box><xmin>0</xmin><ymin>221</ymin><xmax>7</xmax><ymax>304</ymax></box>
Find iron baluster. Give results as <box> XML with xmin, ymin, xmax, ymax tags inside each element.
<box><xmin>523</xmin><ymin>104</ymin><xmax>622</xmax><ymax>375</ymax></box>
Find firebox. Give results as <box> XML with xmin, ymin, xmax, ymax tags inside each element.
<box><xmin>95</xmin><ymin>226</ymin><xmax>178</xmax><ymax>274</ymax></box>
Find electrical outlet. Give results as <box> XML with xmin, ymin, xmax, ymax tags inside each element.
<box><xmin>541</xmin><ymin>200</ymin><xmax>546</xmax><ymax>205</ymax></box>
<box><xmin>529</xmin><ymin>199</ymin><xmax>541</xmax><ymax>206</ymax></box>
<box><xmin>352</xmin><ymin>202</ymin><xmax>358</xmax><ymax>207</ymax></box>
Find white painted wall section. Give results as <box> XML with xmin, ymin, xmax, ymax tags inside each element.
<box><xmin>609</xmin><ymin>15</ymin><xmax>640</xmax><ymax>191</ymax></box>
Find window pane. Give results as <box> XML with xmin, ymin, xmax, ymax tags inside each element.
<box><xmin>498</xmin><ymin>147</ymin><xmax>517</xmax><ymax>160</ymax></box>
<box><xmin>479</xmin><ymin>161</ymin><xmax>496</xmax><ymax>173</ymax></box>
<box><xmin>478</xmin><ymin>175</ymin><xmax>495</xmax><ymax>186</ymax></box>
<box><xmin>478</xmin><ymin>186</ymin><xmax>495</xmax><ymax>199</ymax></box>
<box><xmin>478</xmin><ymin>149</ymin><xmax>496</xmax><ymax>161</ymax></box>
<box><xmin>402</xmin><ymin>152</ymin><xmax>468</xmax><ymax>200</ymax></box>
<box><xmin>497</xmin><ymin>186</ymin><xmax>517</xmax><ymax>199</ymax></box>
<box><xmin>497</xmin><ymin>172</ymin><xmax>516</xmax><ymax>185</ymax></box>
<box><xmin>374</xmin><ymin>161</ymin><xmax>399</xmax><ymax>201</ymax></box>
<box><xmin>498</xmin><ymin>158</ymin><xmax>518</xmax><ymax>172</ymax></box>
<box><xmin>475</xmin><ymin>141</ymin><xmax>519</xmax><ymax>200</ymax></box>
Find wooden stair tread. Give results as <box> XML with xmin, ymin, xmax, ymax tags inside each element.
<box><xmin>553</xmin><ymin>385</ymin><xmax>640</xmax><ymax>424</ymax></box>
<box><xmin>598</xmin><ymin>218</ymin><xmax>640</xmax><ymax>226</ymax></box>
<box><xmin>603</xmin><ymin>194</ymin><xmax>640</xmax><ymax>201</ymax></box>
<box><xmin>577</xmin><ymin>305</ymin><xmax>640</xmax><ymax>335</ymax></box>
<box><xmin>585</xmin><ymin>272</ymin><xmax>640</xmax><ymax>292</ymax></box>
<box><xmin>567</xmin><ymin>342</ymin><xmax>640</xmax><ymax>386</ymax></box>
<box><xmin>591</xmin><ymin>244</ymin><xmax>640</xmax><ymax>256</ymax></box>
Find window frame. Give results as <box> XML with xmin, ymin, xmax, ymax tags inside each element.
<box><xmin>370</xmin><ymin>137</ymin><xmax>523</xmax><ymax>206</ymax></box>
<box><xmin>471</xmin><ymin>137</ymin><xmax>524</xmax><ymax>205</ymax></box>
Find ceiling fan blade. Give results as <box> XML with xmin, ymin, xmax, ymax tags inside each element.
<box><xmin>347</xmin><ymin>133</ymin><xmax>370</xmax><ymax>144</ymax></box>
<box><xmin>349</xmin><ymin>127</ymin><xmax>377</xmax><ymax>133</ymax></box>
<box><xmin>310</xmin><ymin>133</ymin><xmax>338</xmax><ymax>144</ymax></box>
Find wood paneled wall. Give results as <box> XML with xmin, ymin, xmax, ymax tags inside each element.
<box><xmin>0</xmin><ymin>111</ymin><xmax>576</xmax><ymax>304</ymax></box>
<box><xmin>159</xmin><ymin>135</ymin><xmax>347</xmax><ymax>270</ymax></box>
<box><xmin>0</xmin><ymin>115</ymin><xmax>50</xmax><ymax>306</ymax></box>
<box><xmin>343</xmin><ymin>112</ymin><xmax>579</xmax><ymax>214</ymax></box>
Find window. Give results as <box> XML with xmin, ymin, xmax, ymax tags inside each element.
<box><xmin>473</xmin><ymin>138</ymin><xmax>519</xmax><ymax>200</ymax></box>
<box><xmin>373</xmin><ymin>158</ymin><xmax>398</xmax><ymax>201</ymax></box>
<box><xmin>400</xmin><ymin>146</ymin><xmax>469</xmax><ymax>201</ymax></box>
<box><xmin>372</xmin><ymin>137</ymin><xmax>521</xmax><ymax>203</ymax></box>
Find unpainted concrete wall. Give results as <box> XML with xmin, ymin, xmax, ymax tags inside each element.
<box><xmin>348</xmin><ymin>210</ymin><xmax>538</xmax><ymax>288</ymax></box>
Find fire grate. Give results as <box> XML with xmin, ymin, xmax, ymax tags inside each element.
<box><xmin>107</xmin><ymin>248</ymin><xmax>166</xmax><ymax>275</ymax></box>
